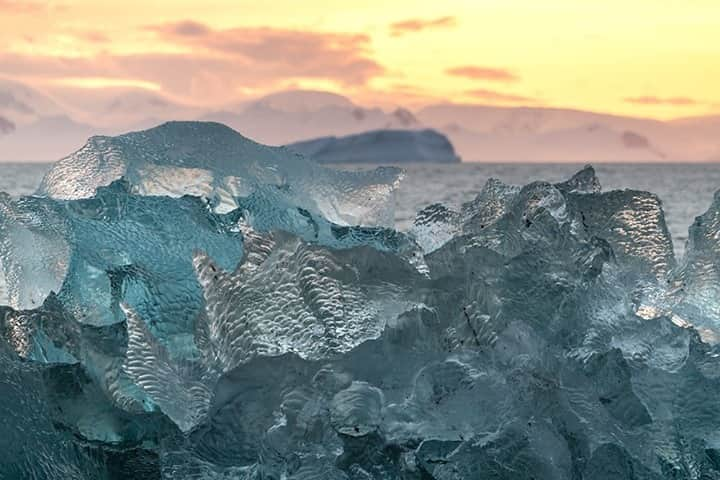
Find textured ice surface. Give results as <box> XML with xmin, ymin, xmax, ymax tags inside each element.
<box><xmin>2</xmin><ymin>124</ymin><xmax>720</xmax><ymax>478</ymax></box>
<box><xmin>38</xmin><ymin>121</ymin><xmax>403</xmax><ymax>227</ymax></box>
<box><xmin>1</xmin><ymin>178</ymin><xmax>245</xmax><ymax>356</ymax></box>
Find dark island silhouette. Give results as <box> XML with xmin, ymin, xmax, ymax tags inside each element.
<box><xmin>288</xmin><ymin>128</ymin><xmax>461</xmax><ymax>164</ymax></box>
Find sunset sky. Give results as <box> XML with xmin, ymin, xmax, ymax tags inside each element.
<box><xmin>1</xmin><ymin>0</ymin><xmax>719</xmax><ymax>119</ymax></box>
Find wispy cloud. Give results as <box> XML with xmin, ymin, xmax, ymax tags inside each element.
<box><xmin>0</xmin><ymin>0</ymin><xmax>41</xmax><ymax>12</ymax></box>
<box><xmin>49</xmin><ymin>76</ymin><xmax>161</xmax><ymax>90</ymax></box>
<box><xmin>466</xmin><ymin>88</ymin><xmax>534</xmax><ymax>103</ymax></box>
<box><xmin>152</xmin><ymin>20</ymin><xmax>211</xmax><ymax>37</ymax></box>
<box><xmin>446</xmin><ymin>66</ymin><xmax>518</xmax><ymax>82</ymax></box>
<box><xmin>0</xmin><ymin>0</ymin><xmax>60</xmax><ymax>14</ymax></box>
<box><xmin>389</xmin><ymin>16</ymin><xmax>456</xmax><ymax>36</ymax></box>
<box><xmin>77</xmin><ymin>30</ymin><xmax>110</xmax><ymax>43</ymax></box>
<box><xmin>624</xmin><ymin>96</ymin><xmax>697</xmax><ymax>106</ymax></box>
<box><xmin>147</xmin><ymin>21</ymin><xmax>384</xmax><ymax>85</ymax></box>
<box><xmin>0</xmin><ymin>21</ymin><xmax>386</xmax><ymax>103</ymax></box>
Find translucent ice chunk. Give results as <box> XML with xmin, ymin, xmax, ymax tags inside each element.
<box><xmin>670</xmin><ymin>190</ymin><xmax>720</xmax><ymax>340</ymax></box>
<box><xmin>0</xmin><ymin>179</ymin><xmax>244</xmax><ymax>356</ymax></box>
<box><xmin>0</xmin><ymin>338</ymin><xmax>153</xmax><ymax>478</ymax></box>
<box><xmin>411</xmin><ymin>165</ymin><xmax>598</xmax><ymax>254</ymax></box>
<box><xmin>38</xmin><ymin>121</ymin><xmax>403</xmax><ymax>227</ymax></box>
<box><xmin>0</xmin><ymin>295</ymin><xmax>80</xmax><ymax>364</ymax></box>
<box><xmin>192</xmin><ymin>231</ymin><xmax>422</xmax><ymax>370</ymax></box>
<box><xmin>0</xmin><ymin>192</ymin><xmax>70</xmax><ymax>310</ymax></box>
<box><xmin>123</xmin><ymin>304</ymin><xmax>214</xmax><ymax>432</ymax></box>
<box><xmin>3</xmin><ymin>152</ymin><xmax>719</xmax><ymax>478</ymax></box>
<box><xmin>567</xmin><ymin>189</ymin><xmax>675</xmax><ymax>277</ymax></box>
<box><xmin>411</xmin><ymin>177</ymin><xmax>519</xmax><ymax>253</ymax></box>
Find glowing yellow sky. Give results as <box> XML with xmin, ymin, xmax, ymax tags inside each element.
<box><xmin>1</xmin><ymin>0</ymin><xmax>719</xmax><ymax>119</ymax></box>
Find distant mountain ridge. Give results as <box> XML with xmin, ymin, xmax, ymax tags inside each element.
<box><xmin>288</xmin><ymin>129</ymin><xmax>460</xmax><ymax>164</ymax></box>
<box><xmin>0</xmin><ymin>78</ymin><xmax>64</xmax><ymax>126</ymax></box>
<box><xmin>201</xmin><ymin>92</ymin><xmax>421</xmax><ymax>146</ymax></box>
<box><xmin>0</xmin><ymin>116</ymin><xmax>14</xmax><ymax>135</ymax></box>
<box><xmin>250</xmin><ymin>90</ymin><xmax>355</xmax><ymax>112</ymax></box>
<box><xmin>0</xmin><ymin>83</ymin><xmax>719</xmax><ymax>163</ymax></box>
<box><xmin>0</xmin><ymin>115</ymin><xmax>96</xmax><ymax>162</ymax></box>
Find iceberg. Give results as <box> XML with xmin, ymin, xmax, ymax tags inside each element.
<box><xmin>287</xmin><ymin>128</ymin><xmax>462</xmax><ymax>164</ymax></box>
<box><xmin>1</xmin><ymin>121</ymin><xmax>720</xmax><ymax>478</ymax></box>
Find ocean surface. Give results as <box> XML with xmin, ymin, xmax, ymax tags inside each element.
<box><xmin>2</xmin><ymin>162</ymin><xmax>719</xmax><ymax>260</ymax></box>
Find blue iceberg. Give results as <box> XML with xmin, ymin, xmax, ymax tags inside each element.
<box><xmin>1</xmin><ymin>121</ymin><xmax>720</xmax><ymax>479</ymax></box>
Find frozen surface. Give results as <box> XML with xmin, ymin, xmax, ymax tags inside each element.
<box><xmin>2</xmin><ymin>122</ymin><xmax>720</xmax><ymax>478</ymax></box>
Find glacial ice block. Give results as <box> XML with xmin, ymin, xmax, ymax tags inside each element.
<box><xmin>3</xmin><ymin>124</ymin><xmax>720</xmax><ymax>479</ymax></box>
<box><xmin>38</xmin><ymin>121</ymin><xmax>403</xmax><ymax>227</ymax></box>
<box><xmin>669</xmin><ymin>190</ymin><xmax>720</xmax><ymax>342</ymax></box>
<box><xmin>413</xmin><ymin>165</ymin><xmax>674</xmax><ymax>277</ymax></box>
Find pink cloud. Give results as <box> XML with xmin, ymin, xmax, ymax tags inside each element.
<box><xmin>0</xmin><ymin>0</ymin><xmax>42</xmax><ymax>12</ymax></box>
<box><xmin>0</xmin><ymin>22</ymin><xmax>387</xmax><ymax>103</ymax></box>
<box><xmin>624</xmin><ymin>96</ymin><xmax>697</xmax><ymax>106</ymax></box>
<box><xmin>0</xmin><ymin>47</ymin><xmax>382</xmax><ymax>104</ymax></box>
<box><xmin>390</xmin><ymin>16</ymin><xmax>456</xmax><ymax>36</ymax></box>
<box><xmin>78</xmin><ymin>30</ymin><xmax>109</xmax><ymax>43</ymax></box>
<box><xmin>446</xmin><ymin>66</ymin><xmax>518</xmax><ymax>82</ymax></box>
<box><xmin>150</xmin><ymin>20</ymin><xmax>211</xmax><ymax>37</ymax></box>
<box><xmin>147</xmin><ymin>22</ymin><xmax>385</xmax><ymax>85</ymax></box>
<box><xmin>0</xmin><ymin>0</ymin><xmax>62</xmax><ymax>14</ymax></box>
<box><xmin>466</xmin><ymin>88</ymin><xmax>534</xmax><ymax>103</ymax></box>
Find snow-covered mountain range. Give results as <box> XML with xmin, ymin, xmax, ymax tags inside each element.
<box><xmin>1</xmin><ymin>79</ymin><xmax>719</xmax><ymax>163</ymax></box>
<box><xmin>0</xmin><ymin>116</ymin><xmax>14</xmax><ymax>135</ymax></box>
<box><xmin>0</xmin><ymin>78</ymin><xmax>65</xmax><ymax>127</ymax></box>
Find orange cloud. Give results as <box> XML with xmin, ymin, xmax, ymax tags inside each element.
<box><xmin>624</xmin><ymin>96</ymin><xmax>697</xmax><ymax>106</ymax></box>
<box><xmin>0</xmin><ymin>26</ymin><xmax>384</xmax><ymax>103</ymax></box>
<box><xmin>446</xmin><ymin>66</ymin><xmax>518</xmax><ymax>82</ymax></box>
<box><xmin>147</xmin><ymin>22</ymin><xmax>384</xmax><ymax>85</ymax></box>
<box><xmin>0</xmin><ymin>0</ymin><xmax>42</xmax><ymax>13</ymax></box>
<box><xmin>466</xmin><ymin>88</ymin><xmax>534</xmax><ymax>103</ymax></box>
<box><xmin>0</xmin><ymin>22</ymin><xmax>387</xmax><ymax>104</ymax></box>
<box><xmin>390</xmin><ymin>16</ymin><xmax>456</xmax><ymax>36</ymax></box>
<box><xmin>77</xmin><ymin>30</ymin><xmax>110</xmax><ymax>43</ymax></box>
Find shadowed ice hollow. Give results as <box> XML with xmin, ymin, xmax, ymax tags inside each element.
<box><xmin>2</xmin><ymin>121</ymin><xmax>720</xmax><ymax>479</ymax></box>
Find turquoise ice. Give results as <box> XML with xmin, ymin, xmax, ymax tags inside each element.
<box><xmin>1</xmin><ymin>122</ymin><xmax>720</xmax><ymax>479</ymax></box>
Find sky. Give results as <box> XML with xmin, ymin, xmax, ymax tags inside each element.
<box><xmin>1</xmin><ymin>0</ymin><xmax>719</xmax><ymax>119</ymax></box>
